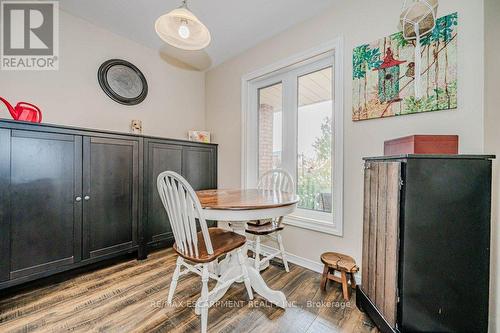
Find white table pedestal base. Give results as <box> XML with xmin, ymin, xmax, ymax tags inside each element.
<box><xmin>195</xmin><ymin>221</ymin><xmax>287</xmax><ymax>313</ymax></box>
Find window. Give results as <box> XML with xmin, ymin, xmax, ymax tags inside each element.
<box><xmin>242</xmin><ymin>40</ymin><xmax>344</xmax><ymax>235</ymax></box>
<box><xmin>258</xmin><ymin>82</ymin><xmax>283</xmax><ymax>176</ymax></box>
<box><xmin>297</xmin><ymin>68</ymin><xmax>332</xmax><ymax>214</ymax></box>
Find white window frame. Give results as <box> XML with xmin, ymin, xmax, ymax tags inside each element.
<box><xmin>241</xmin><ymin>37</ymin><xmax>344</xmax><ymax>236</ymax></box>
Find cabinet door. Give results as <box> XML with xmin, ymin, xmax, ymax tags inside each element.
<box><xmin>0</xmin><ymin>129</ymin><xmax>11</xmax><ymax>282</ymax></box>
<box><xmin>5</xmin><ymin>130</ymin><xmax>82</xmax><ymax>280</ymax></box>
<box><xmin>401</xmin><ymin>158</ymin><xmax>492</xmax><ymax>333</ymax></box>
<box><xmin>182</xmin><ymin>146</ymin><xmax>217</xmax><ymax>190</ymax></box>
<box><xmin>362</xmin><ymin>161</ymin><xmax>401</xmax><ymax>328</ymax></box>
<box><xmin>182</xmin><ymin>146</ymin><xmax>217</xmax><ymax>228</ymax></box>
<box><xmin>82</xmin><ymin>137</ymin><xmax>139</xmax><ymax>259</ymax></box>
<box><xmin>145</xmin><ymin>142</ymin><xmax>182</xmax><ymax>246</ymax></box>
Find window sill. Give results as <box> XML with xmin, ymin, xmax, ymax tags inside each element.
<box><xmin>284</xmin><ymin>214</ymin><xmax>343</xmax><ymax>236</ymax></box>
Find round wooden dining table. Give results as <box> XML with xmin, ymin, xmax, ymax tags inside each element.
<box><xmin>195</xmin><ymin>189</ymin><xmax>299</xmax><ymax>310</ymax></box>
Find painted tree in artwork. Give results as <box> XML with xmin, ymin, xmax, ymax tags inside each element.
<box><xmin>353</xmin><ymin>45</ymin><xmax>383</xmax><ymax>111</ymax></box>
<box><xmin>438</xmin><ymin>13</ymin><xmax>458</xmax><ymax>108</ymax></box>
<box><xmin>352</xmin><ymin>45</ymin><xmax>369</xmax><ymax>111</ymax></box>
<box><xmin>404</xmin><ymin>12</ymin><xmax>458</xmax><ymax>113</ymax></box>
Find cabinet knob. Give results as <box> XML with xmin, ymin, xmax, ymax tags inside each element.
<box><xmin>75</xmin><ymin>196</ymin><xmax>82</xmax><ymax>202</ymax></box>
<box><xmin>84</xmin><ymin>195</ymin><xmax>90</xmax><ymax>201</ymax></box>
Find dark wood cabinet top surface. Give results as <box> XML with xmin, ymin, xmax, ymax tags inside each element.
<box><xmin>363</xmin><ymin>154</ymin><xmax>495</xmax><ymax>161</ymax></box>
<box><xmin>0</xmin><ymin>119</ymin><xmax>217</xmax><ymax>147</ymax></box>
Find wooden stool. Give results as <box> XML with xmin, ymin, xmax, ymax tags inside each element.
<box><xmin>320</xmin><ymin>252</ymin><xmax>359</xmax><ymax>301</ymax></box>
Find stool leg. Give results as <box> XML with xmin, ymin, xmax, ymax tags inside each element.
<box><xmin>349</xmin><ymin>272</ymin><xmax>357</xmax><ymax>289</ymax></box>
<box><xmin>341</xmin><ymin>271</ymin><xmax>349</xmax><ymax>301</ymax></box>
<box><xmin>321</xmin><ymin>265</ymin><xmax>329</xmax><ymax>290</ymax></box>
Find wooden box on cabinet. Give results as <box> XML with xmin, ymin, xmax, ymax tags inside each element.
<box><xmin>384</xmin><ymin>135</ymin><xmax>458</xmax><ymax>156</ymax></box>
<box><xmin>357</xmin><ymin>154</ymin><xmax>493</xmax><ymax>333</ymax></box>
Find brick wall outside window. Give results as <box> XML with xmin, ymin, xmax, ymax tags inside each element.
<box><xmin>258</xmin><ymin>103</ymin><xmax>274</xmax><ymax>177</ymax></box>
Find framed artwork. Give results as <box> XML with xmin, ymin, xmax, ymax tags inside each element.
<box><xmin>98</xmin><ymin>59</ymin><xmax>148</xmax><ymax>106</ymax></box>
<box><xmin>130</xmin><ymin>120</ymin><xmax>142</xmax><ymax>134</ymax></box>
<box><xmin>189</xmin><ymin>130</ymin><xmax>211</xmax><ymax>143</ymax></box>
<box><xmin>352</xmin><ymin>12</ymin><xmax>458</xmax><ymax>121</ymax></box>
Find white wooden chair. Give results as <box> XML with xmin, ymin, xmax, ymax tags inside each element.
<box><xmin>157</xmin><ymin>171</ymin><xmax>253</xmax><ymax>333</ymax></box>
<box><xmin>246</xmin><ymin>169</ymin><xmax>294</xmax><ymax>273</ymax></box>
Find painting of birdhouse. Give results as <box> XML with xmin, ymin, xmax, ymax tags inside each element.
<box><xmin>375</xmin><ymin>48</ymin><xmax>406</xmax><ymax>103</ymax></box>
<box><xmin>352</xmin><ymin>12</ymin><xmax>458</xmax><ymax>121</ymax></box>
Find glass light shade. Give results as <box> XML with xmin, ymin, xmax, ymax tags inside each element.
<box><xmin>400</xmin><ymin>0</ymin><xmax>439</xmax><ymax>99</ymax></box>
<box><xmin>400</xmin><ymin>0</ymin><xmax>438</xmax><ymax>39</ymax></box>
<box><xmin>155</xmin><ymin>7</ymin><xmax>211</xmax><ymax>51</ymax></box>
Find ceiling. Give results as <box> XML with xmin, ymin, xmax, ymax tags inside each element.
<box><xmin>60</xmin><ymin>0</ymin><xmax>336</xmax><ymax>69</ymax></box>
<box><xmin>260</xmin><ymin>67</ymin><xmax>333</xmax><ymax>110</ymax></box>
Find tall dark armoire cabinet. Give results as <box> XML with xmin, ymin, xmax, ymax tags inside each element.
<box><xmin>357</xmin><ymin>155</ymin><xmax>494</xmax><ymax>333</ymax></box>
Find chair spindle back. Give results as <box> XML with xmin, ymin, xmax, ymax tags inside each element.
<box><xmin>157</xmin><ymin>171</ymin><xmax>213</xmax><ymax>258</ymax></box>
<box><xmin>258</xmin><ymin>169</ymin><xmax>295</xmax><ymax>193</ymax></box>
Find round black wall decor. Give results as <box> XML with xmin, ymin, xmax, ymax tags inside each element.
<box><xmin>98</xmin><ymin>59</ymin><xmax>148</xmax><ymax>105</ymax></box>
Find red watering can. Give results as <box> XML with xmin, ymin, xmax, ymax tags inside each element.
<box><xmin>0</xmin><ymin>96</ymin><xmax>42</xmax><ymax>123</ymax></box>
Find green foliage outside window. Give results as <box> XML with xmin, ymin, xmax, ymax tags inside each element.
<box><xmin>297</xmin><ymin>116</ymin><xmax>333</xmax><ymax>213</ymax></box>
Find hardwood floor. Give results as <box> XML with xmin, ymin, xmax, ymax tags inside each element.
<box><xmin>0</xmin><ymin>249</ymin><xmax>378</xmax><ymax>333</ymax></box>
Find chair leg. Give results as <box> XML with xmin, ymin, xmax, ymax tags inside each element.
<box><xmin>167</xmin><ymin>256</ymin><xmax>183</xmax><ymax>305</ymax></box>
<box><xmin>276</xmin><ymin>232</ymin><xmax>289</xmax><ymax>272</ymax></box>
<box><xmin>200</xmin><ymin>264</ymin><xmax>209</xmax><ymax>333</ymax></box>
<box><xmin>320</xmin><ymin>265</ymin><xmax>329</xmax><ymax>290</ymax></box>
<box><xmin>341</xmin><ymin>271</ymin><xmax>350</xmax><ymax>301</ymax></box>
<box><xmin>237</xmin><ymin>249</ymin><xmax>254</xmax><ymax>300</ymax></box>
<box><xmin>254</xmin><ymin>236</ymin><xmax>261</xmax><ymax>270</ymax></box>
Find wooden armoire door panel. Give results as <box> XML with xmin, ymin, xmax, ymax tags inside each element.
<box><xmin>146</xmin><ymin>142</ymin><xmax>182</xmax><ymax>245</ymax></box>
<box><xmin>82</xmin><ymin>137</ymin><xmax>139</xmax><ymax>259</ymax></box>
<box><xmin>8</xmin><ymin>130</ymin><xmax>82</xmax><ymax>279</ymax></box>
<box><xmin>362</xmin><ymin>161</ymin><xmax>401</xmax><ymax>328</ymax></box>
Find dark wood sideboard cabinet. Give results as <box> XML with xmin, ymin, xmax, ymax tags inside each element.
<box><xmin>357</xmin><ymin>155</ymin><xmax>494</xmax><ymax>333</ymax></box>
<box><xmin>0</xmin><ymin>120</ymin><xmax>217</xmax><ymax>291</ymax></box>
<box><xmin>144</xmin><ymin>138</ymin><xmax>217</xmax><ymax>250</ymax></box>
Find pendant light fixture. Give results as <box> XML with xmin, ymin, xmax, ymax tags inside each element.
<box><xmin>155</xmin><ymin>0</ymin><xmax>211</xmax><ymax>51</ymax></box>
<box><xmin>400</xmin><ymin>0</ymin><xmax>438</xmax><ymax>99</ymax></box>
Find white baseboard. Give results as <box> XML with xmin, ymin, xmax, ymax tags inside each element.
<box><xmin>259</xmin><ymin>243</ymin><xmax>361</xmax><ymax>285</ymax></box>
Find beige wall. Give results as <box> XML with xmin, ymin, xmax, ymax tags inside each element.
<box><xmin>484</xmin><ymin>0</ymin><xmax>500</xmax><ymax>331</ymax></box>
<box><xmin>206</xmin><ymin>0</ymin><xmax>490</xmax><ymax>326</ymax></box>
<box><xmin>0</xmin><ymin>11</ymin><xmax>206</xmax><ymax>139</ymax></box>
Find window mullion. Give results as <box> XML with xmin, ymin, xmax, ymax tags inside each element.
<box><xmin>247</xmin><ymin>81</ymin><xmax>259</xmax><ymax>188</ymax></box>
<box><xmin>281</xmin><ymin>72</ymin><xmax>297</xmax><ymax>186</ymax></box>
